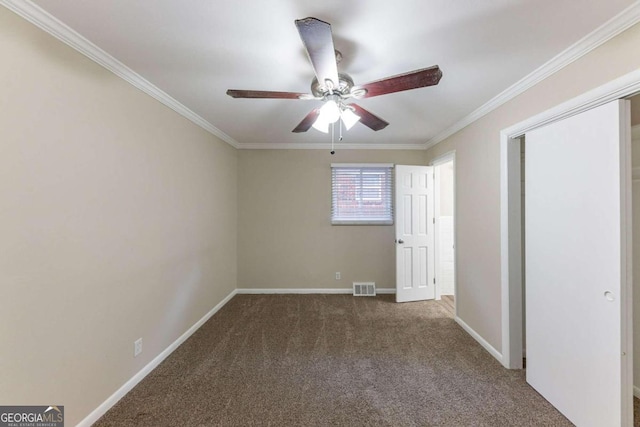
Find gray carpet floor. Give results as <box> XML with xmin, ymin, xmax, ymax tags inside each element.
<box><xmin>95</xmin><ymin>294</ymin><xmax>577</xmax><ymax>426</ymax></box>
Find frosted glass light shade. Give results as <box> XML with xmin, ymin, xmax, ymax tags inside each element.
<box><xmin>312</xmin><ymin>100</ymin><xmax>341</xmax><ymax>133</ymax></box>
<box><xmin>312</xmin><ymin>115</ymin><xmax>330</xmax><ymax>133</ymax></box>
<box><xmin>319</xmin><ymin>100</ymin><xmax>340</xmax><ymax>123</ymax></box>
<box><xmin>341</xmin><ymin>108</ymin><xmax>361</xmax><ymax>130</ymax></box>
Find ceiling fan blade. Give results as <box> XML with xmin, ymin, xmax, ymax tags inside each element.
<box><xmin>352</xmin><ymin>65</ymin><xmax>442</xmax><ymax>99</ymax></box>
<box><xmin>292</xmin><ymin>109</ymin><xmax>321</xmax><ymax>133</ymax></box>
<box><xmin>226</xmin><ymin>89</ymin><xmax>311</xmax><ymax>99</ymax></box>
<box><xmin>350</xmin><ymin>104</ymin><xmax>389</xmax><ymax>131</ymax></box>
<box><xmin>295</xmin><ymin>17</ymin><xmax>340</xmax><ymax>89</ymax></box>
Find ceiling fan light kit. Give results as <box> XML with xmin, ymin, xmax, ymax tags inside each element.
<box><xmin>226</xmin><ymin>16</ymin><xmax>442</xmax><ymax>149</ymax></box>
<box><xmin>340</xmin><ymin>107</ymin><xmax>361</xmax><ymax>130</ymax></box>
<box><xmin>311</xmin><ymin>95</ymin><xmax>362</xmax><ymax>134</ymax></box>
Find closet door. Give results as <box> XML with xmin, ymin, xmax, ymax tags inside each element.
<box><xmin>525</xmin><ymin>100</ymin><xmax>632</xmax><ymax>426</ymax></box>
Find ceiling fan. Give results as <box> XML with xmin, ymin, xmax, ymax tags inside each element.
<box><xmin>226</xmin><ymin>17</ymin><xmax>442</xmax><ymax>134</ymax></box>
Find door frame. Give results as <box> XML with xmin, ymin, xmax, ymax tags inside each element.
<box><xmin>499</xmin><ymin>68</ymin><xmax>640</xmax><ymax>370</ymax></box>
<box><xmin>431</xmin><ymin>151</ymin><xmax>457</xmax><ymax>310</ymax></box>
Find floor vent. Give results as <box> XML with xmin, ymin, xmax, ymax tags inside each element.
<box><xmin>353</xmin><ymin>282</ymin><xmax>376</xmax><ymax>296</ymax></box>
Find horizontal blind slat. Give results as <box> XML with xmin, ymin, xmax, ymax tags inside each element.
<box><xmin>331</xmin><ymin>165</ymin><xmax>393</xmax><ymax>224</ymax></box>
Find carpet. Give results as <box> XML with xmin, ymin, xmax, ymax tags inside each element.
<box><xmin>95</xmin><ymin>294</ymin><xmax>574</xmax><ymax>426</ymax></box>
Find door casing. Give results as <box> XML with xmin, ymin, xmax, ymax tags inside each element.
<box><xmin>431</xmin><ymin>152</ymin><xmax>457</xmax><ymax>307</ymax></box>
<box><xmin>500</xmin><ymin>68</ymin><xmax>640</xmax><ymax>370</ymax></box>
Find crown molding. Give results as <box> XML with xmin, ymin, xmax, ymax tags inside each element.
<box><xmin>424</xmin><ymin>1</ymin><xmax>640</xmax><ymax>150</ymax></box>
<box><xmin>237</xmin><ymin>142</ymin><xmax>426</xmax><ymax>150</ymax></box>
<box><xmin>0</xmin><ymin>0</ymin><xmax>241</xmax><ymax>149</ymax></box>
<box><xmin>5</xmin><ymin>0</ymin><xmax>639</xmax><ymax>152</ymax></box>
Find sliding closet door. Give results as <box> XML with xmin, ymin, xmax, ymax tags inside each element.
<box><xmin>525</xmin><ymin>100</ymin><xmax>632</xmax><ymax>427</ymax></box>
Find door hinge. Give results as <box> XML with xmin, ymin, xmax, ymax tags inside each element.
<box><xmin>433</xmin><ymin>217</ymin><xmax>435</xmax><ymax>224</ymax></box>
<box><xmin>433</xmin><ymin>277</ymin><xmax>436</xmax><ymax>284</ymax></box>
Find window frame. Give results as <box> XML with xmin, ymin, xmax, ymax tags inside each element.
<box><xmin>330</xmin><ymin>163</ymin><xmax>394</xmax><ymax>225</ymax></box>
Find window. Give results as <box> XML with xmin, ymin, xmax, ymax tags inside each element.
<box><xmin>331</xmin><ymin>163</ymin><xmax>394</xmax><ymax>225</ymax></box>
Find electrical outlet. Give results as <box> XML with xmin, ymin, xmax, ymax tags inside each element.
<box><xmin>335</xmin><ymin>272</ymin><xmax>341</xmax><ymax>280</ymax></box>
<box><xmin>134</xmin><ymin>338</ymin><xmax>143</xmax><ymax>357</ymax></box>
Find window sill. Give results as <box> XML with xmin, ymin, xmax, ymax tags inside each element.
<box><xmin>331</xmin><ymin>220</ymin><xmax>394</xmax><ymax>226</ymax></box>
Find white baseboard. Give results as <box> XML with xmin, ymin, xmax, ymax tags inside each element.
<box><xmin>236</xmin><ymin>288</ymin><xmax>396</xmax><ymax>295</ymax></box>
<box><xmin>76</xmin><ymin>288</ymin><xmax>238</xmax><ymax>427</ymax></box>
<box><xmin>374</xmin><ymin>288</ymin><xmax>396</xmax><ymax>295</ymax></box>
<box><xmin>455</xmin><ymin>316</ymin><xmax>503</xmax><ymax>364</ymax></box>
<box><xmin>634</xmin><ymin>385</ymin><xmax>640</xmax><ymax>398</ymax></box>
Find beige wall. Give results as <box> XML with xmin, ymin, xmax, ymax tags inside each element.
<box><xmin>4</xmin><ymin>2</ymin><xmax>640</xmax><ymax>422</ymax></box>
<box><xmin>425</xmin><ymin>22</ymin><xmax>640</xmax><ymax>352</ymax></box>
<box><xmin>0</xmin><ymin>8</ymin><xmax>237</xmax><ymax>426</ymax></box>
<box><xmin>238</xmin><ymin>149</ymin><xmax>424</xmax><ymax>290</ymax></box>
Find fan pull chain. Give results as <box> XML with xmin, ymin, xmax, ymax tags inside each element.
<box><xmin>330</xmin><ymin>122</ymin><xmax>335</xmax><ymax>155</ymax></box>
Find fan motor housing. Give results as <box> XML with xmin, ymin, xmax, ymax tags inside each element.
<box><xmin>311</xmin><ymin>72</ymin><xmax>354</xmax><ymax>98</ymax></box>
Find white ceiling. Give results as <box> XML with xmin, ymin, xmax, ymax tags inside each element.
<box><xmin>29</xmin><ymin>0</ymin><xmax>636</xmax><ymax>147</ymax></box>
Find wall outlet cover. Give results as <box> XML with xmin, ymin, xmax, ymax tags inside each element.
<box><xmin>134</xmin><ymin>338</ymin><xmax>143</xmax><ymax>357</ymax></box>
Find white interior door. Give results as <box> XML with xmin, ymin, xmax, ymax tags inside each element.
<box><xmin>395</xmin><ymin>165</ymin><xmax>435</xmax><ymax>303</ymax></box>
<box><xmin>525</xmin><ymin>100</ymin><xmax>632</xmax><ymax>427</ymax></box>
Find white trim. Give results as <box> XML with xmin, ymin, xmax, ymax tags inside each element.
<box><xmin>429</xmin><ymin>150</ymin><xmax>456</xmax><ymax>166</ymax></box>
<box><xmin>434</xmin><ymin>163</ymin><xmax>442</xmax><ymax>301</ymax></box>
<box><xmin>621</xmin><ymin>99</ymin><xmax>633</xmax><ymax>427</ymax></box>
<box><xmin>425</xmin><ymin>1</ymin><xmax>640</xmax><ymax>149</ymax></box>
<box><xmin>4</xmin><ymin>0</ymin><xmax>638</xmax><ymax>152</ymax></box>
<box><xmin>500</xmin><ymin>68</ymin><xmax>640</xmax><ymax>370</ymax></box>
<box><xmin>633</xmin><ymin>126</ymin><xmax>640</xmax><ymax>181</ymax></box>
<box><xmin>372</xmin><ymin>288</ymin><xmax>396</xmax><ymax>295</ymax></box>
<box><xmin>499</xmin><ymin>136</ymin><xmax>524</xmax><ymax>369</ymax></box>
<box><xmin>237</xmin><ymin>143</ymin><xmax>426</xmax><ymax>150</ymax></box>
<box><xmin>76</xmin><ymin>289</ymin><xmax>238</xmax><ymax>427</ymax></box>
<box><xmin>0</xmin><ymin>0</ymin><xmax>241</xmax><ymax>149</ymax></box>
<box><xmin>331</xmin><ymin>163</ymin><xmax>394</xmax><ymax>168</ymax></box>
<box><xmin>455</xmin><ymin>316</ymin><xmax>503</xmax><ymax>363</ymax></box>
<box><xmin>331</xmin><ymin>220</ymin><xmax>394</xmax><ymax>225</ymax></box>
<box><xmin>502</xmin><ymin>71</ymin><xmax>640</xmax><ymax>139</ymax></box>
<box><xmin>236</xmin><ymin>288</ymin><xmax>396</xmax><ymax>294</ymax></box>
<box><xmin>431</xmin><ymin>151</ymin><xmax>457</xmax><ymax>314</ymax></box>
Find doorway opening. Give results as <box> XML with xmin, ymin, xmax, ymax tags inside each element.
<box><xmin>432</xmin><ymin>153</ymin><xmax>456</xmax><ymax>316</ymax></box>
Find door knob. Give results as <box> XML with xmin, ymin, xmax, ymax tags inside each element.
<box><xmin>398</xmin><ymin>239</ymin><xmax>404</xmax><ymax>244</ymax></box>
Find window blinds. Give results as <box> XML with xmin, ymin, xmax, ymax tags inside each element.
<box><xmin>331</xmin><ymin>164</ymin><xmax>394</xmax><ymax>225</ymax></box>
